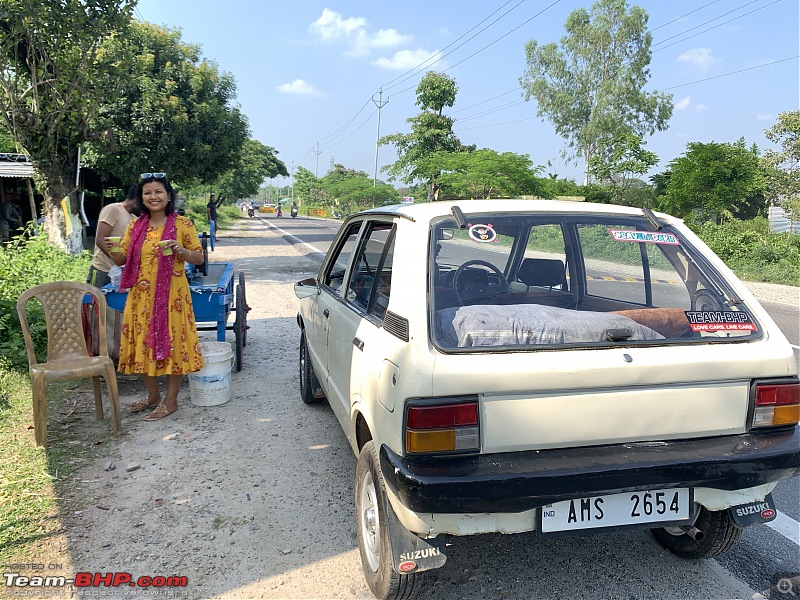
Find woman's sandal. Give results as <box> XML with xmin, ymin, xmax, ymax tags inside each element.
<box><xmin>143</xmin><ymin>404</ymin><xmax>178</xmax><ymax>421</ymax></box>
<box><xmin>130</xmin><ymin>398</ymin><xmax>160</xmax><ymax>413</ymax></box>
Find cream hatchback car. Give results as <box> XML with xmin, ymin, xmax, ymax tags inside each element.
<box><xmin>294</xmin><ymin>200</ymin><xmax>800</xmax><ymax>600</ymax></box>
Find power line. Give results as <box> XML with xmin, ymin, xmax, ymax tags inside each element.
<box><xmin>662</xmin><ymin>55</ymin><xmax>798</xmax><ymax>90</ymax></box>
<box><xmin>649</xmin><ymin>0</ymin><xmax>722</xmax><ymax>32</ymax></box>
<box><xmin>653</xmin><ymin>0</ymin><xmax>781</xmax><ymax>51</ymax></box>
<box><xmin>453</xmin><ymin>88</ymin><xmax>521</xmax><ymax>114</ymax></box>
<box><xmin>391</xmin><ymin>0</ymin><xmax>562</xmax><ymax>98</ymax></box>
<box><xmin>317</xmin><ymin>97</ymin><xmax>373</xmax><ymax>146</ymax></box>
<box><xmin>457</xmin><ymin>99</ymin><xmax>526</xmax><ymax>123</ymax></box>
<box><xmin>381</xmin><ymin>0</ymin><xmax>530</xmax><ymax>92</ymax></box>
<box><xmin>325</xmin><ymin>108</ymin><xmax>378</xmax><ymax>150</ymax></box>
<box><xmin>455</xmin><ymin>116</ymin><xmax>539</xmax><ymax>131</ymax></box>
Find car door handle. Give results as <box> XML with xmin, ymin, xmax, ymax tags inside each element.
<box><xmin>323</xmin><ymin>309</ymin><xmax>329</xmax><ymax>318</ymax></box>
<box><xmin>352</xmin><ymin>337</ymin><xmax>364</xmax><ymax>351</ymax></box>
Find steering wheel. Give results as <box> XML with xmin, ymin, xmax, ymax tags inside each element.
<box><xmin>691</xmin><ymin>289</ymin><xmax>724</xmax><ymax>311</ymax></box>
<box><xmin>453</xmin><ymin>259</ymin><xmax>509</xmax><ymax>305</ymax></box>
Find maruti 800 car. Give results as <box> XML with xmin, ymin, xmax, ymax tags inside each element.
<box><xmin>294</xmin><ymin>200</ymin><xmax>800</xmax><ymax>600</ymax></box>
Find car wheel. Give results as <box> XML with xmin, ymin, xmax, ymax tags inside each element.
<box><xmin>356</xmin><ymin>441</ymin><xmax>417</xmax><ymax>600</ymax></box>
<box><xmin>299</xmin><ymin>330</ymin><xmax>324</xmax><ymax>404</ymax></box>
<box><xmin>651</xmin><ymin>506</ymin><xmax>743</xmax><ymax>559</ymax></box>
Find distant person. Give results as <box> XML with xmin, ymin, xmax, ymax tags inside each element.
<box><xmin>87</xmin><ymin>184</ymin><xmax>138</xmax><ymax>289</ymax></box>
<box><xmin>0</xmin><ymin>196</ymin><xmax>22</xmax><ymax>244</ymax></box>
<box><xmin>206</xmin><ymin>193</ymin><xmax>218</xmax><ymax>242</ymax></box>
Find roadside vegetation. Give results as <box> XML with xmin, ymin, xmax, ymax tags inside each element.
<box><xmin>0</xmin><ymin>233</ymin><xmax>92</xmax><ymax>566</ymax></box>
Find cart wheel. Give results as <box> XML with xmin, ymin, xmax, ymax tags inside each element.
<box><xmin>200</xmin><ymin>234</ymin><xmax>209</xmax><ymax>276</ymax></box>
<box><xmin>238</xmin><ymin>271</ymin><xmax>249</xmax><ymax>347</ymax></box>
<box><xmin>233</xmin><ymin>280</ymin><xmax>245</xmax><ymax>372</ymax></box>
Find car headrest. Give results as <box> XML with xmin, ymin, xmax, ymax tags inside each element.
<box><xmin>517</xmin><ymin>258</ymin><xmax>566</xmax><ymax>288</ymax></box>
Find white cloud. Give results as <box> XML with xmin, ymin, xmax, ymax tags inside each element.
<box><xmin>756</xmin><ymin>113</ymin><xmax>774</xmax><ymax>121</ymax></box>
<box><xmin>309</xmin><ymin>9</ymin><xmax>411</xmax><ymax>57</ymax></box>
<box><xmin>372</xmin><ymin>48</ymin><xmax>440</xmax><ymax>70</ymax></box>
<box><xmin>309</xmin><ymin>8</ymin><xmax>365</xmax><ymax>42</ymax></box>
<box><xmin>348</xmin><ymin>28</ymin><xmax>411</xmax><ymax>57</ymax></box>
<box><xmin>677</xmin><ymin>47</ymin><xmax>717</xmax><ymax>71</ymax></box>
<box><xmin>674</xmin><ymin>96</ymin><xmax>691</xmax><ymax>110</ymax></box>
<box><xmin>696</xmin><ymin>104</ymin><xmax>709</xmax><ymax>111</ymax></box>
<box><xmin>276</xmin><ymin>79</ymin><xmax>318</xmax><ymax>95</ymax></box>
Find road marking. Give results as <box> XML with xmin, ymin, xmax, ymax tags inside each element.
<box><xmin>790</xmin><ymin>344</ymin><xmax>800</xmax><ymax>350</ymax></box>
<box><xmin>767</xmin><ymin>511</ymin><xmax>800</xmax><ymax>546</ymax></box>
<box><xmin>266</xmin><ymin>220</ymin><xmax>324</xmax><ymax>255</ymax></box>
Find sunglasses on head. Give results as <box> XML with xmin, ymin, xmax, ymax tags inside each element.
<box><xmin>139</xmin><ymin>172</ymin><xmax>167</xmax><ymax>181</ymax></box>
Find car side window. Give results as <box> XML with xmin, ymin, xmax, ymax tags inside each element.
<box><xmin>345</xmin><ymin>222</ymin><xmax>394</xmax><ymax>318</ymax></box>
<box><xmin>323</xmin><ymin>222</ymin><xmax>362</xmax><ymax>295</ymax></box>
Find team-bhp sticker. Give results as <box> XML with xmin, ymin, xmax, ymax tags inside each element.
<box><xmin>468</xmin><ymin>223</ymin><xmax>497</xmax><ymax>243</ymax></box>
<box><xmin>684</xmin><ymin>311</ymin><xmax>756</xmax><ymax>332</ymax></box>
<box><xmin>609</xmin><ymin>229</ymin><xmax>680</xmax><ymax>245</ymax></box>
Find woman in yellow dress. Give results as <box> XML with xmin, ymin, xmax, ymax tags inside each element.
<box><xmin>107</xmin><ymin>172</ymin><xmax>204</xmax><ymax>421</ymax></box>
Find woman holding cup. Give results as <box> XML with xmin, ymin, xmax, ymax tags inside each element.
<box><xmin>109</xmin><ymin>172</ymin><xmax>205</xmax><ymax>421</ymax></box>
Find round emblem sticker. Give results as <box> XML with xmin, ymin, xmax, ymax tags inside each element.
<box><xmin>468</xmin><ymin>223</ymin><xmax>496</xmax><ymax>243</ymax></box>
<box><xmin>398</xmin><ymin>561</ymin><xmax>417</xmax><ymax>573</ymax></box>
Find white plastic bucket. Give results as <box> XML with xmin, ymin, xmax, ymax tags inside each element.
<box><xmin>189</xmin><ymin>341</ymin><xmax>234</xmax><ymax>406</ymax></box>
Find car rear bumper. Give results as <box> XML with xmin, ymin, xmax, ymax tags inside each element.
<box><xmin>379</xmin><ymin>428</ymin><xmax>800</xmax><ymax>514</ymax></box>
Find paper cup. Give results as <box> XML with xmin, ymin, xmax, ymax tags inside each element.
<box><xmin>159</xmin><ymin>241</ymin><xmax>173</xmax><ymax>255</ymax></box>
<box><xmin>108</xmin><ymin>237</ymin><xmax>121</xmax><ymax>253</ymax></box>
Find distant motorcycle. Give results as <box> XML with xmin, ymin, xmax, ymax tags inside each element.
<box><xmin>247</xmin><ymin>206</ymin><xmax>255</xmax><ymax>218</ymax></box>
<box><xmin>290</xmin><ymin>206</ymin><xmax>298</xmax><ymax>218</ymax></box>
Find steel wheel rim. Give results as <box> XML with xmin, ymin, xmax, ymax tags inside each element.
<box><xmin>359</xmin><ymin>469</ymin><xmax>380</xmax><ymax>572</ymax></box>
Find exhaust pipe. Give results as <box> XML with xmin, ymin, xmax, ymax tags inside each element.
<box><xmin>679</xmin><ymin>525</ymin><xmax>704</xmax><ymax>541</ymax></box>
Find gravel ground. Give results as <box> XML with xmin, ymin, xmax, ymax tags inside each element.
<box><xmin>42</xmin><ymin>217</ymin><xmax>794</xmax><ymax>599</ymax></box>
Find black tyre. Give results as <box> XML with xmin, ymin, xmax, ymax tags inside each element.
<box><xmin>356</xmin><ymin>441</ymin><xmax>417</xmax><ymax>600</ymax></box>
<box><xmin>651</xmin><ymin>507</ymin><xmax>743</xmax><ymax>559</ymax></box>
<box><xmin>299</xmin><ymin>331</ymin><xmax>324</xmax><ymax>404</ymax></box>
<box><xmin>238</xmin><ymin>271</ymin><xmax>248</xmax><ymax>347</ymax></box>
<box><xmin>233</xmin><ymin>282</ymin><xmax>245</xmax><ymax>372</ymax></box>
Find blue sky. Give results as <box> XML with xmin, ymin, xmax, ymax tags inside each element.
<box><xmin>134</xmin><ymin>0</ymin><xmax>799</xmax><ymax>188</ymax></box>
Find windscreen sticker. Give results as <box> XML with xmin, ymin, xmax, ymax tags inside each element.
<box><xmin>468</xmin><ymin>223</ymin><xmax>498</xmax><ymax>243</ymax></box>
<box><xmin>609</xmin><ymin>229</ymin><xmax>680</xmax><ymax>245</ymax></box>
<box><xmin>684</xmin><ymin>311</ymin><xmax>756</xmax><ymax>332</ymax></box>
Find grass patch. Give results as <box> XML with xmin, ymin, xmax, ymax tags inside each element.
<box><xmin>0</xmin><ymin>364</ymin><xmax>62</xmax><ymax>565</ymax></box>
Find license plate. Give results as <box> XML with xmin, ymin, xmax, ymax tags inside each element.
<box><xmin>540</xmin><ymin>488</ymin><xmax>691</xmax><ymax>534</ymax></box>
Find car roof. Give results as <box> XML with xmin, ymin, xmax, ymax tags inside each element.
<box><xmin>357</xmin><ymin>199</ymin><xmax>678</xmax><ymax>224</ymax></box>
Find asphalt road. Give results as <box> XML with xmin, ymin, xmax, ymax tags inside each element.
<box><xmin>257</xmin><ymin>214</ymin><xmax>800</xmax><ymax>597</ymax></box>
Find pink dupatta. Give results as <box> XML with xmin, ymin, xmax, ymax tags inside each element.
<box><xmin>119</xmin><ymin>213</ymin><xmax>178</xmax><ymax>361</ymax></box>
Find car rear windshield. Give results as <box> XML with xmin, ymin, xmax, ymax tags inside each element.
<box><xmin>430</xmin><ymin>211</ymin><xmax>760</xmax><ymax>351</ymax></box>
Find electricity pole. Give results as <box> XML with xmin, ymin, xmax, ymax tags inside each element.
<box><xmin>312</xmin><ymin>142</ymin><xmax>322</xmax><ymax>205</ymax></box>
<box><xmin>313</xmin><ymin>142</ymin><xmax>322</xmax><ymax>178</ymax></box>
<box><xmin>372</xmin><ymin>89</ymin><xmax>388</xmax><ymax>208</ymax></box>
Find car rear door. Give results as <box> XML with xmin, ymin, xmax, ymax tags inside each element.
<box><xmin>327</xmin><ymin>220</ymin><xmax>396</xmax><ymax>431</ymax></box>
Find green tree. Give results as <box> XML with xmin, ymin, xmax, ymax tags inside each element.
<box><xmin>213</xmin><ymin>139</ymin><xmax>288</xmax><ymax>203</ymax></box>
<box><xmin>321</xmin><ymin>165</ymin><xmax>399</xmax><ymax>213</ymax></box>
<box><xmin>0</xmin><ymin>0</ymin><xmax>135</xmax><ymax>253</ymax></box>
<box><xmin>419</xmin><ymin>149</ymin><xmax>550</xmax><ymax>199</ymax></box>
<box><xmin>761</xmin><ymin>110</ymin><xmax>800</xmax><ymax>218</ymax></box>
<box><xmin>83</xmin><ymin>21</ymin><xmax>248</xmax><ymax>187</ymax></box>
<box><xmin>293</xmin><ymin>166</ymin><xmax>320</xmax><ymax>205</ymax></box>
<box><xmin>659</xmin><ymin>140</ymin><xmax>765</xmax><ymax>222</ymax></box>
<box><xmin>589</xmin><ymin>131</ymin><xmax>658</xmax><ymax>204</ymax></box>
<box><xmin>380</xmin><ymin>72</ymin><xmax>472</xmax><ymax>201</ymax></box>
<box><xmin>520</xmin><ymin>0</ymin><xmax>672</xmax><ymax>186</ymax></box>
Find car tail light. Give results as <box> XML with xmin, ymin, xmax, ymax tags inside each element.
<box><xmin>752</xmin><ymin>382</ymin><xmax>800</xmax><ymax>428</ymax></box>
<box><xmin>405</xmin><ymin>400</ymin><xmax>480</xmax><ymax>454</ymax></box>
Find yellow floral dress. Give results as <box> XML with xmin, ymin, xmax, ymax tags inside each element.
<box><xmin>118</xmin><ymin>216</ymin><xmax>204</xmax><ymax>375</ymax></box>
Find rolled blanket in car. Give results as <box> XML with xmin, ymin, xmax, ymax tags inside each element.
<box><xmin>435</xmin><ymin>304</ymin><xmax>663</xmax><ymax>348</ymax></box>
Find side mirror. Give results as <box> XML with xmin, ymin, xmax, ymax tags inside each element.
<box><xmin>294</xmin><ymin>277</ymin><xmax>319</xmax><ymax>299</ymax></box>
